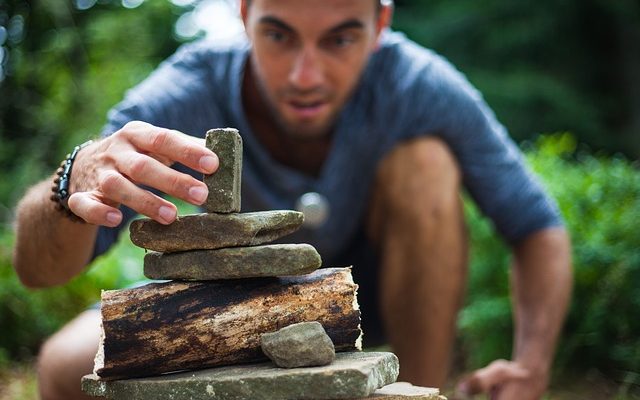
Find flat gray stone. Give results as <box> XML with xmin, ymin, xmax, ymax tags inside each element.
<box><xmin>354</xmin><ymin>382</ymin><xmax>445</xmax><ymax>399</ymax></box>
<box><xmin>82</xmin><ymin>351</ymin><xmax>399</xmax><ymax>400</ymax></box>
<box><xmin>144</xmin><ymin>244</ymin><xmax>322</xmax><ymax>280</ymax></box>
<box><xmin>130</xmin><ymin>210</ymin><xmax>303</xmax><ymax>253</ymax></box>
<box><xmin>261</xmin><ymin>321</ymin><xmax>335</xmax><ymax>368</ymax></box>
<box><xmin>204</xmin><ymin>128</ymin><xmax>242</xmax><ymax>213</ymax></box>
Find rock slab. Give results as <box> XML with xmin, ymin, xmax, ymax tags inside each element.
<box><xmin>355</xmin><ymin>382</ymin><xmax>446</xmax><ymax>399</ymax></box>
<box><xmin>129</xmin><ymin>210</ymin><xmax>303</xmax><ymax>253</ymax></box>
<box><xmin>261</xmin><ymin>321</ymin><xmax>335</xmax><ymax>368</ymax></box>
<box><xmin>204</xmin><ymin>128</ymin><xmax>242</xmax><ymax>213</ymax></box>
<box><xmin>82</xmin><ymin>351</ymin><xmax>398</xmax><ymax>400</ymax></box>
<box><xmin>144</xmin><ymin>243</ymin><xmax>322</xmax><ymax>280</ymax></box>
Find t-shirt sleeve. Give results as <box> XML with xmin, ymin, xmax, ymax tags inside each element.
<box><xmin>379</xmin><ymin>38</ymin><xmax>563</xmax><ymax>245</ymax></box>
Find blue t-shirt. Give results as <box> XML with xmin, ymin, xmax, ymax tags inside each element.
<box><xmin>94</xmin><ymin>30</ymin><xmax>561</xmax><ymax>262</ymax></box>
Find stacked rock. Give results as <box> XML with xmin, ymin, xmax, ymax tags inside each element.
<box><xmin>81</xmin><ymin>128</ymin><xmax>450</xmax><ymax>400</ymax></box>
<box><xmin>129</xmin><ymin>128</ymin><xmax>322</xmax><ymax>281</ymax></box>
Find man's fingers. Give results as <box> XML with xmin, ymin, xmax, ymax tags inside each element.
<box><xmin>97</xmin><ymin>170</ymin><xmax>178</xmax><ymax>225</ymax></box>
<box><xmin>457</xmin><ymin>359</ymin><xmax>530</xmax><ymax>395</ymax></box>
<box><xmin>113</xmin><ymin>151</ymin><xmax>209</xmax><ymax>205</ymax></box>
<box><xmin>69</xmin><ymin>169</ymin><xmax>180</xmax><ymax>226</ymax></box>
<box><xmin>65</xmin><ymin>122</ymin><xmax>215</xmax><ymax>227</ymax></box>
<box><xmin>68</xmin><ymin>192</ymin><xmax>123</xmax><ymax>227</ymax></box>
<box><xmin>120</xmin><ymin>121</ymin><xmax>218</xmax><ymax>174</ymax></box>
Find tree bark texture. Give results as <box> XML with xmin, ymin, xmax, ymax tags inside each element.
<box><xmin>94</xmin><ymin>268</ymin><xmax>361</xmax><ymax>380</ymax></box>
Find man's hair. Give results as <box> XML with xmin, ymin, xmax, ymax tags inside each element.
<box><xmin>245</xmin><ymin>0</ymin><xmax>393</xmax><ymax>11</ymax></box>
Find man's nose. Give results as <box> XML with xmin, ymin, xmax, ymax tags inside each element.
<box><xmin>288</xmin><ymin>47</ymin><xmax>324</xmax><ymax>91</ymax></box>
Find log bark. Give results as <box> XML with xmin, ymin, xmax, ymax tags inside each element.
<box><xmin>94</xmin><ymin>268</ymin><xmax>361</xmax><ymax>380</ymax></box>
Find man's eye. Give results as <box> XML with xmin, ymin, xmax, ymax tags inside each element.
<box><xmin>324</xmin><ymin>34</ymin><xmax>356</xmax><ymax>49</ymax></box>
<box><xmin>266</xmin><ymin>30</ymin><xmax>287</xmax><ymax>43</ymax></box>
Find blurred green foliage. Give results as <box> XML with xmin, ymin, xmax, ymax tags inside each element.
<box><xmin>459</xmin><ymin>133</ymin><xmax>640</xmax><ymax>379</ymax></box>
<box><xmin>1</xmin><ymin>0</ymin><xmax>639</xmax><ymax>212</ymax></box>
<box><xmin>0</xmin><ymin>0</ymin><xmax>182</xmax><ymax>211</ymax></box>
<box><xmin>393</xmin><ymin>0</ymin><xmax>640</xmax><ymax>159</ymax></box>
<box><xmin>0</xmin><ymin>224</ymin><xmax>146</xmax><ymax>364</ymax></box>
<box><xmin>0</xmin><ymin>0</ymin><xmax>638</xmax><ymax>384</ymax></box>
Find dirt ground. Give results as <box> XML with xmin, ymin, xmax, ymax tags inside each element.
<box><xmin>1</xmin><ymin>361</ymin><xmax>638</xmax><ymax>400</ymax></box>
<box><xmin>0</xmin><ymin>362</ymin><xmax>37</xmax><ymax>400</ymax></box>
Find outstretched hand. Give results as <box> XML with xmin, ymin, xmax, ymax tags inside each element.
<box><xmin>67</xmin><ymin>121</ymin><xmax>218</xmax><ymax>227</ymax></box>
<box><xmin>454</xmin><ymin>359</ymin><xmax>548</xmax><ymax>400</ymax></box>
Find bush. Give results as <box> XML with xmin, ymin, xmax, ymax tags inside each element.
<box><xmin>0</xmin><ymin>200</ymin><xmax>197</xmax><ymax>361</ymax></box>
<box><xmin>459</xmin><ymin>133</ymin><xmax>640</xmax><ymax>379</ymax></box>
<box><xmin>0</xmin><ymin>226</ymin><xmax>145</xmax><ymax>361</ymax></box>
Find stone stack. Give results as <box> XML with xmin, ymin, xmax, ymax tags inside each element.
<box><xmin>130</xmin><ymin>128</ymin><xmax>322</xmax><ymax>281</ymax></box>
<box><xmin>82</xmin><ymin>128</ymin><xmax>447</xmax><ymax>399</ymax></box>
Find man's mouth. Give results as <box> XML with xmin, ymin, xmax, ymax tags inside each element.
<box><xmin>286</xmin><ymin>100</ymin><xmax>328</xmax><ymax>119</ymax></box>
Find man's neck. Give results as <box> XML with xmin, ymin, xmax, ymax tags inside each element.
<box><xmin>241</xmin><ymin>62</ymin><xmax>333</xmax><ymax>178</ymax></box>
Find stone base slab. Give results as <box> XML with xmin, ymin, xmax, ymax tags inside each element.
<box><xmin>83</xmin><ymin>351</ymin><xmax>398</xmax><ymax>400</ymax></box>
<box><xmin>357</xmin><ymin>382</ymin><xmax>446</xmax><ymax>399</ymax></box>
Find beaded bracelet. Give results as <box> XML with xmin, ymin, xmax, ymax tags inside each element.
<box><xmin>50</xmin><ymin>140</ymin><xmax>94</xmax><ymax>222</ymax></box>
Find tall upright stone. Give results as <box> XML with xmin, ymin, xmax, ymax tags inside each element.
<box><xmin>204</xmin><ymin>128</ymin><xmax>242</xmax><ymax>213</ymax></box>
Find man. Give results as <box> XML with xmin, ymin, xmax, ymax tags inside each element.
<box><xmin>12</xmin><ymin>1</ymin><xmax>572</xmax><ymax>399</ymax></box>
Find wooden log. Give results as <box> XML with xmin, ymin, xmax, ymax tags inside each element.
<box><xmin>94</xmin><ymin>268</ymin><xmax>361</xmax><ymax>380</ymax></box>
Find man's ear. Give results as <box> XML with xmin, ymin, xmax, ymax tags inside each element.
<box><xmin>374</xmin><ymin>4</ymin><xmax>393</xmax><ymax>48</ymax></box>
<box><xmin>240</xmin><ymin>0</ymin><xmax>249</xmax><ymax>26</ymax></box>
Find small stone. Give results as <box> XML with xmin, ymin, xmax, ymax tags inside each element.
<box><xmin>354</xmin><ymin>382</ymin><xmax>445</xmax><ymax>399</ymax></box>
<box><xmin>204</xmin><ymin>128</ymin><xmax>242</xmax><ymax>213</ymax></box>
<box><xmin>82</xmin><ymin>352</ymin><xmax>399</xmax><ymax>400</ymax></box>
<box><xmin>129</xmin><ymin>210</ymin><xmax>303</xmax><ymax>253</ymax></box>
<box><xmin>261</xmin><ymin>321</ymin><xmax>335</xmax><ymax>368</ymax></box>
<box><xmin>144</xmin><ymin>243</ymin><xmax>322</xmax><ymax>280</ymax></box>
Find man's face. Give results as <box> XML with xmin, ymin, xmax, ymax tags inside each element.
<box><xmin>242</xmin><ymin>0</ymin><xmax>387</xmax><ymax>139</ymax></box>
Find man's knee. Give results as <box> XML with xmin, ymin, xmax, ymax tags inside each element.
<box><xmin>369</xmin><ymin>136</ymin><xmax>462</xmax><ymax>237</ymax></box>
<box><xmin>38</xmin><ymin>310</ymin><xmax>100</xmax><ymax>400</ymax></box>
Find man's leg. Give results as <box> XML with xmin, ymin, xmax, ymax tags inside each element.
<box><xmin>38</xmin><ymin>309</ymin><xmax>101</xmax><ymax>400</ymax></box>
<box><xmin>367</xmin><ymin>136</ymin><xmax>468</xmax><ymax>388</ymax></box>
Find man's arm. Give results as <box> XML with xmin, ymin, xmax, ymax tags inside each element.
<box><xmin>457</xmin><ymin>226</ymin><xmax>572</xmax><ymax>399</ymax></box>
<box><xmin>13</xmin><ymin>179</ymin><xmax>100</xmax><ymax>288</ymax></box>
<box><xmin>13</xmin><ymin>121</ymin><xmax>218</xmax><ymax>288</ymax></box>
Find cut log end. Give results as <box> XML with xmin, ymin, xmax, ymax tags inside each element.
<box><xmin>93</xmin><ymin>315</ymin><xmax>106</xmax><ymax>375</ymax></box>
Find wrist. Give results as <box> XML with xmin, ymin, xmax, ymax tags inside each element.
<box><xmin>512</xmin><ymin>356</ymin><xmax>551</xmax><ymax>384</ymax></box>
<box><xmin>50</xmin><ymin>140</ymin><xmax>94</xmax><ymax>222</ymax></box>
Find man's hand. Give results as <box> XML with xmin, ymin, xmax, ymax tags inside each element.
<box><xmin>68</xmin><ymin>121</ymin><xmax>218</xmax><ymax>226</ymax></box>
<box><xmin>455</xmin><ymin>359</ymin><xmax>547</xmax><ymax>400</ymax></box>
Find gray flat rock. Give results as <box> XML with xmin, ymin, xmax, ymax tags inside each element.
<box><xmin>82</xmin><ymin>351</ymin><xmax>399</xmax><ymax>400</ymax></box>
<box><xmin>129</xmin><ymin>210</ymin><xmax>303</xmax><ymax>253</ymax></box>
<box><xmin>261</xmin><ymin>321</ymin><xmax>335</xmax><ymax>368</ymax></box>
<box><xmin>355</xmin><ymin>382</ymin><xmax>445</xmax><ymax>399</ymax></box>
<box><xmin>204</xmin><ymin>128</ymin><xmax>242</xmax><ymax>213</ymax></box>
<box><xmin>144</xmin><ymin>243</ymin><xmax>322</xmax><ymax>280</ymax></box>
